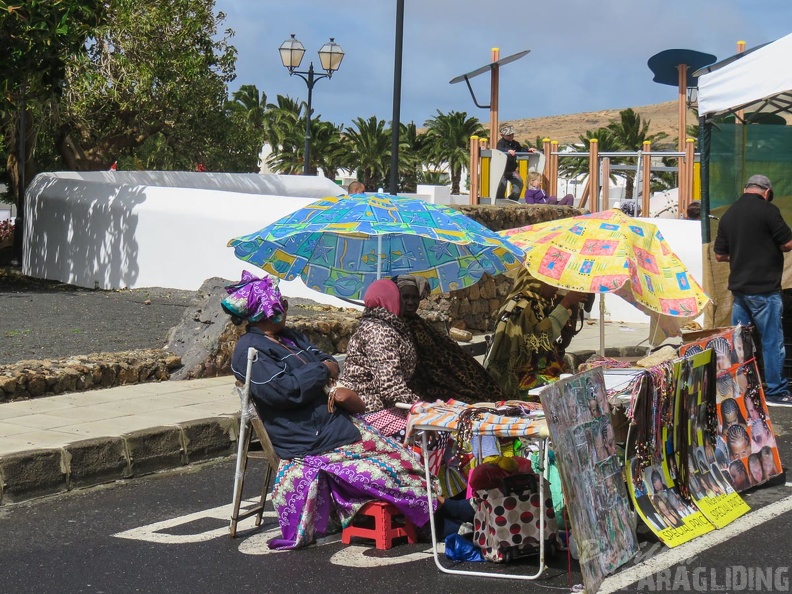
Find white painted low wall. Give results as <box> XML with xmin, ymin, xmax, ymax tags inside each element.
<box><xmin>23</xmin><ymin>171</ymin><xmax>354</xmax><ymax>306</ymax></box>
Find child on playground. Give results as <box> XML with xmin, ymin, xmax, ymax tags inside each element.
<box><xmin>524</xmin><ymin>172</ymin><xmax>574</xmax><ymax>206</ymax></box>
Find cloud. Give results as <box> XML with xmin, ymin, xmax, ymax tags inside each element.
<box><xmin>216</xmin><ymin>0</ymin><xmax>792</xmax><ymax>126</ymax></box>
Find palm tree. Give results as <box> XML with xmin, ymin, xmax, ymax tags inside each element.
<box><xmin>522</xmin><ymin>135</ymin><xmax>545</xmax><ymax>152</ymax></box>
<box><xmin>227</xmin><ymin>84</ymin><xmax>267</xmax><ymax>132</ymax></box>
<box><xmin>606</xmin><ymin>108</ymin><xmax>669</xmax><ymax>199</ymax></box>
<box><xmin>343</xmin><ymin>116</ymin><xmax>392</xmax><ymax>190</ymax></box>
<box><xmin>397</xmin><ymin>121</ymin><xmax>426</xmax><ymax>193</ymax></box>
<box><xmin>423</xmin><ymin>110</ymin><xmax>485</xmax><ymax>195</ymax></box>
<box><xmin>311</xmin><ymin>120</ymin><xmax>345</xmax><ymax>180</ymax></box>
<box><xmin>260</xmin><ymin>95</ymin><xmax>303</xmax><ymax>150</ymax></box>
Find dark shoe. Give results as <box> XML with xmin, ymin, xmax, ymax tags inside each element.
<box><xmin>766</xmin><ymin>394</ymin><xmax>792</xmax><ymax>407</ymax></box>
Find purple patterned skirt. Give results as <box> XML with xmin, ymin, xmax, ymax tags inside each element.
<box><xmin>268</xmin><ymin>420</ymin><xmax>434</xmax><ymax>550</ymax></box>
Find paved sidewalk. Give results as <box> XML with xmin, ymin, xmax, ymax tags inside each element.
<box><xmin>0</xmin><ymin>322</ymin><xmax>653</xmax><ymax>505</ymax></box>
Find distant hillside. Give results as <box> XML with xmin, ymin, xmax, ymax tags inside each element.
<box><xmin>504</xmin><ymin>101</ymin><xmax>682</xmax><ymax>145</ymax></box>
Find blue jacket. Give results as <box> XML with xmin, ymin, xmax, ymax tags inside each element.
<box><xmin>231</xmin><ymin>326</ymin><xmax>361</xmax><ymax>459</ymax></box>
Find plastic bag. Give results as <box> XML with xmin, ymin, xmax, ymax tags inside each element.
<box><xmin>444</xmin><ymin>534</ymin><xmax>484</xmax><ymax>562</ymax></box>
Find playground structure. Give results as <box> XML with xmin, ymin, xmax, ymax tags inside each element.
<box><xmin>467</xmin><ymin>136</ymin><xmax>700</xmax><ymax>217</ymax></box>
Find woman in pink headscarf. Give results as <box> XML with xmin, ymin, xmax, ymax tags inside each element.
<box><xmin>341</xmin><ymin>279</ymin><xmax>423</xmax><ymax>438</ymax></box>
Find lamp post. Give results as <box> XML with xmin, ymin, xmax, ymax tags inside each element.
<box><xmin>279</xmin><ymin>34</ymin><xmax>344</xmax><ymax>176</ymax></box>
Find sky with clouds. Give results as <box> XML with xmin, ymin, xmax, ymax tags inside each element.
<box><xmin>214</xmin><ymin>0</ymin><xmax>791</xmax><ymax>130</ymax></box>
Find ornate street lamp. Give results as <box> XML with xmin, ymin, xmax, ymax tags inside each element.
<box><xmin>279</xmin><ymin>34</ymin><xmax>344</xmax><ymax>175</ymax></box>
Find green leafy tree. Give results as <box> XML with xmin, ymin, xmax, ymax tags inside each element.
<box><xmin>1</xmin><ymin>0</ymin><xmax>106</xmax><ymax>232</ymax></box>
<box><xmin>60</xmin><ymin>0</ymin><xmax>237</xmax><ymax>171</ymax></box>
<box><xmin>423</xmin><ymin>110</ymin><xmax>484</xmax><ymax>195</ymax></box>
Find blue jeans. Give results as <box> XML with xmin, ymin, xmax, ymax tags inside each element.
<box><xmin>731</xmin><ymin>291</ymin><xmax>788</xmax><ymax>398</ymax></box>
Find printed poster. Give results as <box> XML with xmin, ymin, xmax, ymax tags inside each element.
<box><xmin>626</xmin><ymin>362</ymin><xmax>715</xmax><ymax>547</ymax></box>
<box><xmin>541</xmin><ymin>368</ymin><xmax>638</xmax><ymax>594</ymax></box>
<box><xmin>679</xmin><ymin>326</ymin><xmax>783</xmax><ymax>490</ymax></box>
<box><xmin>674</xmin><ymin>350</ymin><xmax>749</xmax><ymax>528</ymax></box>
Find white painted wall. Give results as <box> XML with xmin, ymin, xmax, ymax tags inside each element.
<box><xmin>23</xmin><ymin>171</ymin><xmax>355</xmax><ymax>307</ymax></box>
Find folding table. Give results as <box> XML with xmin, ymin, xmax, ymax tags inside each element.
<box><xmin>405</xmin><ymin>400</ymin><xmax>552</xmax><ymax>581</ymax></box>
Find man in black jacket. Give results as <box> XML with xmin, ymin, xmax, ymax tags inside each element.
<box><xmin>714</xmin><ymin>174</ymin><xmax>792</xmax><ymax>406</ymax></box>
<box><xmin>495</xmin><ymin>125</ymin><xmax>530</xmax><ymax>201</ymax></box>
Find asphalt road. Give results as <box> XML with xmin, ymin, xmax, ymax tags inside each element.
<box><xmin>1</xmin><ymin>441</ymin><xmax>791</xmax><ymax>594</ymax></box>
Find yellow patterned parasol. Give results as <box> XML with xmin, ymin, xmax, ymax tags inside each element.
<box><xmin>500</xmin><ymin>209</ymin><xmax>711</xmax><ymax>351</ymax></box>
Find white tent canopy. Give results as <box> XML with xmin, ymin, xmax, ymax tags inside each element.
<box><xmin>697</xmin><ymin>31</ymin><xmax>792</xmax><ymax>118</ymax></box>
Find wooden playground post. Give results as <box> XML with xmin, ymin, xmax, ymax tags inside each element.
<box><xmin>677</xmin><ymin>63</ymin><xmax>688</xmax><ymax>152</ymax></box>
<box><xmin>578</xmin><ymin>178</ymin><xmax>591</xmax><ymax>210</ymax></box>
<box><xmin>601</xmin><ymin>157</ymin><xmax>610</xmax><ymax>209</ymax></box>
<box><xmin>549</xmin><ymin>140</ymin><xmax>559</xmax><ymax>198</ymax></box>
<box><xmin>490</xmin><ymin>48</ymin><xmax>500</xmax><ymax>145</ymax></box>
<box><xmin>589</xmin><ymin>139</ymin><xmax>599</xmax><ymax>212</ymax></box>
<box><xmin>641</xmin><ymin>141</ymin><xmax>652</xmax><ymax>217</ymax></box>
<box><xmin>678</xmin><ymin>147</ymin><xmax>688</xmax><ymax>216</ymax></box>
<box><xmin>542</xmin><ymin>138</ymin><xmax>552</xmax><ymax>189</ymax></box>
<box><xmin>685</xmin><ymin>138</ymin><xmax>695</xmax><ymax>213</ymax></box>
<box><xmin>469</xmin><ymin>135</ymin><xmax>480</xmax><ymax>205</ymax></box>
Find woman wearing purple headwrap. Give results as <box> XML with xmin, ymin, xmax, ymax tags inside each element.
<box><xmin>224</xmin><ymin>272</ymin><xmax>433</xmax><ymax>550</ymax></box>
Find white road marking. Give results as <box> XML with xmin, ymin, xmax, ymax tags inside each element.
<box><xmin>112</xmin><ymin>498</ymin><xmax>434</xmax><ymax>566</ymax></box>
<box><xmin>599</xmin><ymin>494</ymin><xmax>792</xmax><ymax>593</ymax></box>
<box><xmin>113</xmin><ymin>500</ymin><xmax>249</xmax><ymax>544</ymax></box>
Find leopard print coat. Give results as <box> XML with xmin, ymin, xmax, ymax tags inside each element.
<box><xmin>340</xmin><ymin>307</ymin><xmax>422</xmax><ymax>413</ymax></box>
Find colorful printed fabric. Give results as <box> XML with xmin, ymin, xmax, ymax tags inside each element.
<box><xmin>220</xmin><ymin>270</ymin><xmax>284</xmax><ymax>323</ymax></box>
<box><xmin>228</xmin><ymin>194</ymin><xmax>524</xmax><ymax>299</ymax></box>
<box><xmin>268</xmin><ymin>420</ymin><xmax>433</xmax><ymax>550</ymax></box>
<box><xmin>405</xmin><ymin>399</ymin><xmax>548</xmax><ymax>442</ymax></box>
<box><xmin>499</xmin><ymin>209</ymin><xmax>711</xmax><ymax>335</ymax></box>
<box><xmin>358</xmin><ymin>406</ymin><xmax>409</xmax><ymax>439</ymax></box>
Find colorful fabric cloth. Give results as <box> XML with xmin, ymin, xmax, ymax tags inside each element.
<box><xmin>221</xmin><ymin>270</ymin><xmax>285</xmax><ymax>323</ymax></box>
<box><xmin>499</xmin><ymin>209</ymin><xmax>710</xmax><ymax>336</ymax></box>
<box><xmin>358</xmin><ymin>406</ymin><xmax>409</xmax><ymax>439</ymax></box>
<box><xmin>406</xmin><ymin>399</ymin><xmax>548</xmax><ymax>441</ymax></box>
<box><xmin>341</xmin><ymin>307</ymin><xmax>422</xmax><ymax>413</ymax></box>
<box><xmin>268</xmin><ymin>420</ymin><xmax>434</xmax><ymax>550</ymax></box>
<box><xmin>228</xmin><ymin>194</ymin><xmax>524</xmax><ymax>300</ymax></box>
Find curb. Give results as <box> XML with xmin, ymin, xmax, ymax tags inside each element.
<box><xmin>0</xmin><ymin>414</ymin><xmax>240</xmax><ymax>506</ymax></box>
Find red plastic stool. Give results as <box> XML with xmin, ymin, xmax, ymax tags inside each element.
<box><xmin>341</xmin><ymin>501</ymin><xmax>418</xmax><ymax>550</ymax></box>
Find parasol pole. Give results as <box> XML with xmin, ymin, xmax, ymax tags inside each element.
<box><xmin>377</xmin><ymin>234</ymin><xmax>383</xmax><ymax>280</ymax></box>
<box><xmin>599</xmin><ymin>294</ymin><xmax>606</xmax><ymax>356</ymax></box>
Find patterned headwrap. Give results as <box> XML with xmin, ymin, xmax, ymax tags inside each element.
<box><xmin>363</xmin><ymin>279</ymin><xmax>401</xmax><ymax>316</ymax></box>
<box><xmin>221</xmin><ymin>270</ymin><xmax>285</xmax><ymax>323</ymax></box>
<box><xmin>394</xmin><ymin>274</ymin><xmax>430</xmax><ymax>299</ymax></box>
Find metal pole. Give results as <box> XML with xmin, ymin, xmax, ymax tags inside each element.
<box><xmin>14</xmin><ymin>88</ymin><xmax>26</xmax><ymax>262</ymax></box>
<box><xmin>303</xmin><ymin>63</ymin><xmax>315</xmax><ymax>176</ymax></box>
<box><xmin>389</xmin><ymin>0</ymin><xmax>404</xmax><ymax>195</ymax></box>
